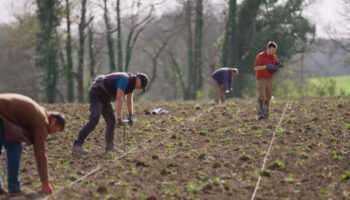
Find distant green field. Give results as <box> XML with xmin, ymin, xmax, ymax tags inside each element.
<box><xmin>307</xmin><ymin>75</ymin><xmax>350</xmax><ymax>96</ymax></box>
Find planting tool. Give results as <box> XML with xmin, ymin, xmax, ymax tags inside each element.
<box><xmin>121</xmin><ymin>119</ymin><xmax>129</xmax><ymax>152</ymax></box>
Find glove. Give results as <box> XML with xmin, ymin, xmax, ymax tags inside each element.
<box><xmin>266</xmin><ymin>64</ymin><xmax>273</xmax><ymax>69</ymax></box>
<box><xmin>117</xmin><ymin>118</ymin><xmax>125</xmax><ymax>126</ymax></box>
<box><xmin>42</xmin><ymin>181</ymin><xmax>53</xmax><ymax>195</ymax></box>
<box><xmin>128</xmin><ymin>114</ymin><xmax>134</xmax><ymax>126</ymax></box>
<box><xmin>225</xmin><ymin>90</ymin><xmax>230</xmax><ymax>94</ymax></box>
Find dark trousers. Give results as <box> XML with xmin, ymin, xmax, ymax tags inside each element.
<box><xmin>0</xmin><ymin>119</ymin><xmax>22</xmax><ymax>192</ymax></box>
<box><xmin>74</xmin><ymin>88</ymin><xmax>116</xmax><ymax>149</ymax></box>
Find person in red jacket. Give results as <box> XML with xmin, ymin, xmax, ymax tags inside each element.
<box><xmin>254</xmin><ymin>41</ymin><xmax>279</xmax><ymax>120</ymax></box>
<box><xmin>0</xmin><ymin>94</ymin><xmax>65</xmax><ymax>197</ymax></box>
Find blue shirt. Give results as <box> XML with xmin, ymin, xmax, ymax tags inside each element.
<box><xmin>114</xmin><ymin>78</ymin><xmax>128</xmax><ymax>92</ymax></box>
<box><xmin>211</xmin><ymin>68</ymin><xmax>232</xmax><ymax>91</ymax></box>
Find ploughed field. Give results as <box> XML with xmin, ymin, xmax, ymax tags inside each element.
<box><xmin>5</xmin><ymin>97</ymin><xmax>350</xmax><ymax>200</ymax></box>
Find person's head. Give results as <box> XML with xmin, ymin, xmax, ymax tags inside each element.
<box><xmin>48</xmin><ymin>112</ymin><xmax>65</xmax><ymax>134</ymax></box>
<box><xmin>231</xmin><ymin>68</ymin><xmax>238</xmax><ymax>76</ymax></box>
<box><xmin>266</xmin><ymin>41</ymin><xmax>278</xmax><ymax>56</ymax></box>
<box><xmin>135</xmin><ymin>73</ymin><xmax>149</xmax><ymax>92</ymax></box>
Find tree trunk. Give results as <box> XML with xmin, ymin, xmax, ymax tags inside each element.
<box><xmin>222</xmin><ymin>11</ymin><xmax>230</xmax><ymax>67</ymax></box>
<box><xmin>229</xmin><ymin>0</ymin><xmax>240</xmax><ymax>97</ymax></box>
<box><xmin>229</xmin><ymin>0</ymin><xmax>238</xmax><ymax>68</ymax></box>
<box><xmin>35</xmin><ymin>0</ymin><xmax>61</xmax><ymax>103</ymax></box>
<box><xmin>88</xmin><ymin>23</ymin><xmax>96</xmax><ymax>79</ymax></box>
<box><xmin>104</xmin><ymin>0</ymin><xmax>116</xmax><ymax>72</ymax></box>
<box><xmin>65</xmin><ymin>0</ymin><xmax>74</xmax><ymax>102</ymax></box>
<box><xmin>46</xmin><ymin>50</ymin><xmax>59</xmax><ymax>103</ymax></box>
<box><xmin>233</xmin><ymin>0</ymin><xmax>262</xmax><ymax>98</ymax></box>
<box><xmin>77</xmin><ymin>0</ymin><xmax>87</xmax><ymax>102</ymax></box>
<box><xmin>116</xmin><ymin>0</ymin><xmax>123</xmax><ymax>72</ymax></box>
<box><xmin>185</xmin><ymin>0</ymin><xmax>194</xmax><ymax>100</ymax></box>
<box><xmin>194</xmin><ymin>0</ymin><xmax>203</xmax><ymax>90</ymax></box>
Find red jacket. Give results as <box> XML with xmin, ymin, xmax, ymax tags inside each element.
<box><xmin>254</xmin><ymin>51</ymin><xmax>278</xmax><ymax>79</ymax></box>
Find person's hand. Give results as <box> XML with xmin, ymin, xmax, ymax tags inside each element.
<box><xmin>128</xmin><ymin>114</ymin><xmax>134</xmax><ymax>126</ymax></box>
<box><xmin>225</xmin><ymin>90</ymin><xmax>230</xmax><ymax>94</ymax></box>
<box><xmin>42</xmin><ymin>181</ymin><xmax>53</xmax><ymax>195</ymax></box>
<box><xmin>266</xmin><ymin>64</ymin><xmax>273</xmax><ymax>69</ymax></box>
<box><xmin>117</xmin><ymin>118</ymin><xmax>125</xmax><ymax>126</ymax></box>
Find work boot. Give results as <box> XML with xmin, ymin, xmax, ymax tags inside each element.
<box><xmin>0</xmin><ymin>188</ymin><xmax>7</xmax><ymax>196</ymax></box>
<box><xmin>264</xmin><ymin>101</ymin><xmax>270</xmax><ymax>120</ymax></box>
<box><xmin>72</xmin><ymin>145</ymin><xmax>89</xmax><ymax>153</ymax></box>
<box><xmin>8</xmin><ymin>190</ymin><xmax>24</xmax><ymax>198</ymax></box>
<box><xmin>105</xmin><ymin>147</ymin><xmax>123</xmax><ymax>154</ymax></box>
<box><xmin>105</xmin><ymin>142</ymin><xmax>123</xmax><ymax>154</ymax></box>
<box><xmin>258</xmin><ymin>114</ymin><xmax>265</xmax><ymax>120</ymax></box>
<box><xmin>257</xmin><ymin>100</ymin><xmax>265</xmax><ymax>120</ymax></box>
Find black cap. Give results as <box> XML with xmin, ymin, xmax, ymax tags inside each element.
<box><xmin>136</xmin><ymin>73</ymin><xmax>149</xmax><ymax>92</ymax></box>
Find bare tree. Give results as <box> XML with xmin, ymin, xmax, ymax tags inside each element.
<box><xmin>194</xmin><ymin>0</ymin><xmax>204</xmax><ymax>90</ymax></box>
<box><xmin>77</xmin><ymin>0</ymin><xmax>87</xmax><ymax>102</ymax></box>
<box><xmin>185</xmin><ymin>0</ymin><xmax>194</xmax><ymax>99</ymax></box>
<box><xmin>123</xmin><ymin>4</ymin><xmax>155</xmax><ymax>72</ymax></box>
<box><xmin>88</xmin><ymin>20</ymin><xmax>96</xmax><ymax>79</ymax></box>
<box><xmin>142</xmin><ymin>34</ymin><xmax>175</xmax><ymax>91</ymax></box>
<box><xmin>65</xmin><ymin>0</ymin><xmax>74</xmax><ymax>102</ymax></box>
<box><xmin>103</xmin><ymin>0</ymin><xmax>117</xmax><ymax>72</ymax></box>
<box><xmin>116</xmin><ymin>0</ymin><xmax>123</xmax><ymax>72</ymax></box>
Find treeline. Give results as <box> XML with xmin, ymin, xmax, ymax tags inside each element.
<box><xmin>0</xmin><ymin>0</ymin><xmax>315</xmax><ymax>103</ymax></box>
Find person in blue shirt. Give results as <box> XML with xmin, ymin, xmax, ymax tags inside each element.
<box><xmin>211</xmin><ymin>67</ymin><xmax>238</xmax><ymax>103</ymax></box>
<box><xmin>72</xmin><ymin>72</ymin><xmax>149</xmax><ymax>153</ymax></box>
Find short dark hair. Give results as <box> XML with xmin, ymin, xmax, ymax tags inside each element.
<box><xmin>49</xmin><ymin>112</ymin><xmax>65</xmax><ymax>131</ymax></box>
<box><xmin>267</xmin><ymin>41</ymin><xmax>277</xmax><ymax>48</ymax></box>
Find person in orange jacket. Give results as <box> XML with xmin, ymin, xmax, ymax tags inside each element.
<box><xmin>0</xmin><ymin>94</ymin><xmax>65</xmax><ymax>197</ymax></box>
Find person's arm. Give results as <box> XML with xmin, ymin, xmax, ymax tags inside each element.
<box><xmin>223</xmin><ymin>72</ymin><xmax>231</xmax><ymax>92</ymax></box>
<box><xmin>126</xmin><ymin>93</ymin><xmax>134</xmax><ymax>126</ymax></box>
<box><xmin>126</xmin><ymin>93</ymin><xmax>133</xmax><ymax>115</ymax></box>
<box><xmin>32</xmin><ymin>126</ymin><xmax>53</xmax><ymax>194</ymax></box>
<box><xmin>115</xmin><ymin>88</ymin><xmax>125</xmax><ymax>119</ymax></box>
<box><xmin>255</xmin><ymin>65</ymin><xmax>268</xmax><ymax>71</ymax></box>
<box><xmin>33</xmin><ymin>140</ymin><xmax>49</xmax><ymax>182</ymax></box>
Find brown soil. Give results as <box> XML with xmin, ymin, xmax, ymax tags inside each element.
<box><xmin>1</xmin><ymin>98</ymin><xmax>349</xmax><ymax>200</ymax></box>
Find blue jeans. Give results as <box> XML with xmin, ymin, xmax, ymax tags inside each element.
<box><xmin>0</xmin><ymin>119</ymin><xmax>22</xmax><ymax>192</ymax></box>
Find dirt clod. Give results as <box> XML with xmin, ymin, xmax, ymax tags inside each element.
<box><xmin>202</xmin><ymin>184</ymin><xmax>213</xmax><ymax>191</ymax></box>
<box><xmin>198</xmin><ymin>153</ymin><xmax>206</xmax><ymax>161</ymax></box>
<box><xmin>167</xmin><ymin>163</ymin><xmax>178</xmax><ymax>168</ymax></box>
<box><xmin>213</xmin><ymin>163</ymin><xmax>221</xmax><ymax>169</ymax></box>
<box><xmin>146</xmin><ymin>196</ymin><xmax>158</xmax><ymax>200</ymax></box>
<box><xmin>97</xmin><ymin>185</ymin><xmax>108</xmax><ymax>194</ymax></box>
<box><xmin>199</xmin><ymin>131</ymin><xmax>206</xmax><ymax>136</ymax></box>
<box><xmin>160</xmin><ymin>169</ymin><xmax>171</xmax><ymax>176</ymax></box>
<box><xmin>136</xmin><ymin>160</ymin><xmax>148</xmax><ymax>167</ymax></box>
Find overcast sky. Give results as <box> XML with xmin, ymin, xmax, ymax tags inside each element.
<box><xmin>0</xmin><ymin>0</ymin><xmax>348</xmax><ymax>38</ymax></box>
